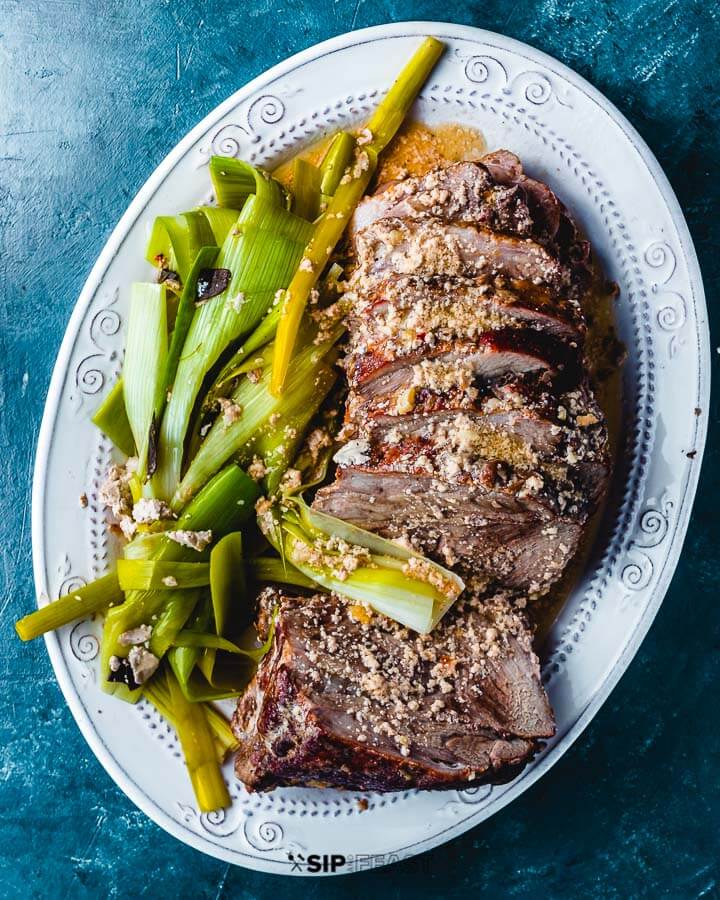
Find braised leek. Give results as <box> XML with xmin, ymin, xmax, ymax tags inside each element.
<box><xmin>91</xmin><ymin>378</ymin><xmax>136</xmax><ymax>458</ymax></box>
<box><xmin>15</xmin><ymin>572</ymin><xmax>123</xmax><ymax>642</ymax></box>
<box><xmin>123</xmin><ymin>283</ymin><xmax>168</xmax><ymax>480</ymax></box>
<box><xmin>291</xmin><ymin>157</ymin><xmax>321</xmax><ymax>221</ymax></box>
<box><xmin>166</xmin><ymin>666</ymin><xmax>231</xmax><ymax>811</ymax></box>
<box><xmin>260</xmin><ymin>496</ymin><xmax>463</xmax><ymax>634</ymax></box>
<box><xmin>154</xmin><ymin>196</ymin><xmax>314</xmax><ymax>500</ymax></box>
<box><xmin>209</xmin><ymin>156</ymin><xmax>284</xmax><ymax>210</ymax></box>
<box><xmin>270</xmin><ymin>37</ymin><xmax>444</xmax><ymax>395</ymax></box>
<box><xmin>173</xmin><ymin>333</ymin><xmax>340</xmax><ymax>508</ymax></box>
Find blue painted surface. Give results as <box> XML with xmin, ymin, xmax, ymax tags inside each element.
<box><xmin>1</xmin><ymin>1</ymin><xmax>718</xmax><ymax>896</ymax></box>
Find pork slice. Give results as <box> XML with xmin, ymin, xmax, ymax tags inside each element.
<box><xmin>350</xmin><ymin>152</ymin><xmax>590</xmax><ymax>282</ymax></box>
<box><xmin>367</xmin><ymin>404</ymin><xmax>563</xmax><ymax>459</ymax></box>
<box><xmin>352</xmin><ymin>379</ymin><xmax>611</xmax><ymax>502</ymax></box>
<box><xmin>346</xmin><ymin>274</ymin><xmax>585</xmax><ymax>348</ymax></box>
<box><xmin>233</xmin><ymin>591</ymin><xmax>555</xmax><ymax>792</ymax></box>
<box><xmin>346</xmin><ymin>328</ymin><xmax>580</xmax><ymax>404</ymax></box>
<box><xmin>480</xmin><ymin>150</ymin><xmax>591</xmax><ymax>271</ymax></box>
<box><xmin>350</xmin><ymin>160</ymin><xmax>535</xmax><ymax>238</ymax></box>
<box><xmin>313</xmin><ymin>468</ymin><xmax>585</xmax><ymax>591</ymax></box>
<box><xmin>353</xmin><ymin>218</ymin><xmax>576</xmax><ymax>298</ymax></box>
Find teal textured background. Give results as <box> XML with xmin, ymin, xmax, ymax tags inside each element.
<box><xmin>1</xmin><ymin>2</ymin><xmax>718</xmax><ymax>897</ymax></box>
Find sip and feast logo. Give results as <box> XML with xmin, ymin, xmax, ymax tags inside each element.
<box><xmin>287</xmin><ymin>851</ymin><xmax>400</xmax><ymax>873</ymax></box>
<box><xmin>287</xmin><ymin>852</ymin><xmax>346</xmax><ymax>873</ymax></box>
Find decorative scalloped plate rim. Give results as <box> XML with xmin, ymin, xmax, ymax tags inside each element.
<box><xmin>32</xmin><ymin>22</ymin><xmax>709</xmax><ymax>875</ymax></box>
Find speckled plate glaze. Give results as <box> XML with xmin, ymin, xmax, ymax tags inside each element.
<box><xmin>32</xmin><ymin>22</ymin><xmax>709</xmax><ymax>875</ymax></box>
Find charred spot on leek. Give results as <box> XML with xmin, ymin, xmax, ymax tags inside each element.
<box><xmin>196</xmin><ymin>268</ymin><xmax>232</xmax><ymax>302</ymax></box>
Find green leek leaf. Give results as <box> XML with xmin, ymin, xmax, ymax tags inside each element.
<box><xmin>173</xmin><ymin>333</ymin><xmax>339</xmax><ymax>508</ymax></box>
<box><xmin>291</xmin><ymin>157</ymin><xmax>321</xmax><ymax>221</ymax></box>
<box><xmin>123</xmin><ymin>283</ymin><xmax>168</xmax><ymax>480</ymax></box>
<box><xmin>153</xmin><ymin>196</ymin><xmax>314</xmax><ymax>500</ymax></box>
<box><xmin>209</xmin><ymin>156</ymin><xmax>284</xmax><ymax>209</ymax></box>
<box><xmin>116</xmin><ymin>559</ymin><xmax>210</xmax><ymax>591</ymax></box>
<box><xmin>91</xmin><ymin>378</ymin><xmax>136</xmax><ymax>457</ymax></box>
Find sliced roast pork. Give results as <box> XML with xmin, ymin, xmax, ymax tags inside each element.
<box><xmin>346</xmin><ymin>274</ymin><xmax>585</xmax><ymax>348</ymax></box>
<box><xmin>350</xmin><ymin>151</ymin><xmax>590</xmax><ymax>281</ymax></box>
<box><xmin>314</xmin><ymin>464</ymin><xmax>585</xmax><ymax>593</ymax></box>
<box><xmin>353</xmin><ymin>217</ymin><xmax>576</xmax><ymax>299</ymax></box>
<box><xmin>348</xmin><ymin>379</ymin><xmax>611</xmax><ymax>505</ymax></box>
<box><xmin>320</xmin><ymin>148</ymin><xmax>610</xmax><ymax>596</ymax></box>
<box><xmin>346</xmin><ymin>329</ymin><xmax>581</xmax><ymax>405</ymax></box>
<box><xmin>233</xmin><ymin>591</ymin><xmax>555</xmax><ymax>792</ymax></box>
<box><xmin>233</xmin><ymin>149</ymin><xmax>610</xmax><ymax>796</ymax></box>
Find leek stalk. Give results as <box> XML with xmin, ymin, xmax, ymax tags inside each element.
<box><xmin>153</xmin><ymin>196</ymin><xmax>314</xmax><ymax>500</ymax></box>
<box><xmin>260</xmin><ymin>496</ymin><xmax>463</xmax><ymax>634</ymax></box>
<box><xmin>209</xmin><ymin>156</ymin><xmax>284</xmax><ymax>209</ymax></box>
<box><xmin>150</xmin><ymin>590</ymin><xmax>203</xmax><ymax>658</ymax></box>
<box><xmin>204</xmin><ymin>704</ymin><xmax>241</xmax><ymax>758</ymax></box>
<box><xmin>270</xmin><ymin>37</ymin><xmax>444</xmax><ymax>395</ymax></box>
<box><xmin>123</xmin><ymin>283</ymin><xmax>168</xmax><ymax>479</ymax></box>
<box><xmin>197</xmin><ymin>532</ymin><xmax>248</xmax><ymax>685</ymax></box>
<box><xmin>199</xmin><ymin>207</ymin><xmax>242</xmax><ymax>246</ymax></box>
<box><xmin>209</xmin><ymin>532</ymin><xmax>249</xmax><ymax>635</ymax></box>
<box><xmin>142</xmin><ymin>669</ymin><xmax>237</xmax><ymax>762</ymax></box>
<box><xmin>319</xmin><ymin>131</ymin><xmax>355</xmax><ymax>197</ymax></box>
<box><xmin>364</xmin><ymin>36</ymin><xmax>444</xmax><ymax>151</ymax></box>
<box><xmin>253</xmin><ymin>365</ymin><xmax>338</xmax><ymax>495</ymax></box>
<box><xmin>160</xmin><ymin>246</ymin><xmax>218</xmax><ymax>412</ymax></box>
<box><xmin>173</xmin><ymin>335</ymin><xmax>339</xmax><ymax>508</ymax></box>
<box><xmin>174</xmin><ymin>631</ymin><xmax>268</xmax><ymax>660</ymax></box>
<box><xmin>291</xmin><ymin>158</ymin><xmax>321</xmax><ymax>221</ymax></box>
<box><xmin>146</xmin><ymin>210</ymin><xmax>214</xmax><ymax>284</ymax></box>
<box><xmin>209</xmin><ymin>302</ymin><xmax>283</xmax><ymax>395</ymax></box>
<box><xmin>15</xmin><ymin>572</ymin><xmax>122</xmax><ymax>642</ymax></box>
<box><xmin>249</xmin><ymin>556</ymin><xmax>319</xmax><ymax>590</ymax></box>
<box><xmin>168</xmin><ymin>601</ymin><xmax>253</xmax><ymax>702</ymax></box>
<box><xmin>145</xmin><ymin>207</ymin><xmax>242</xmax><ymax>283</ymax></box>
<box><xmin>116</xmin><ymin>559</ymin><xmax>210</xmax><ymax>591</ymax></box>
<box><xmin>100</xmin><ymin>466</ymin><xmax>260</xmax><ymax>695</ymax></box>
<box><xmin>91</xmin><ymin>379</ymin><xmax>136</xmax><ymax>457</ymax></box>
<box><xmin>166</xmin><ymin>666</ymin><xmax>231</xmax><ymax>812</ymax></box>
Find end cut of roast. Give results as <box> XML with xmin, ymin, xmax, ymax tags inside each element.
<box><xmin>233</xmin><ymin>591</ymin><xmax>555</xmax><ymax>792</ymax></box>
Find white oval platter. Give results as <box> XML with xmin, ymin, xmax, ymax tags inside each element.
<box><xmin>32</xmin><ymin>22</ymin><xmax>709</xmax><ymax>875</ymax></box>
